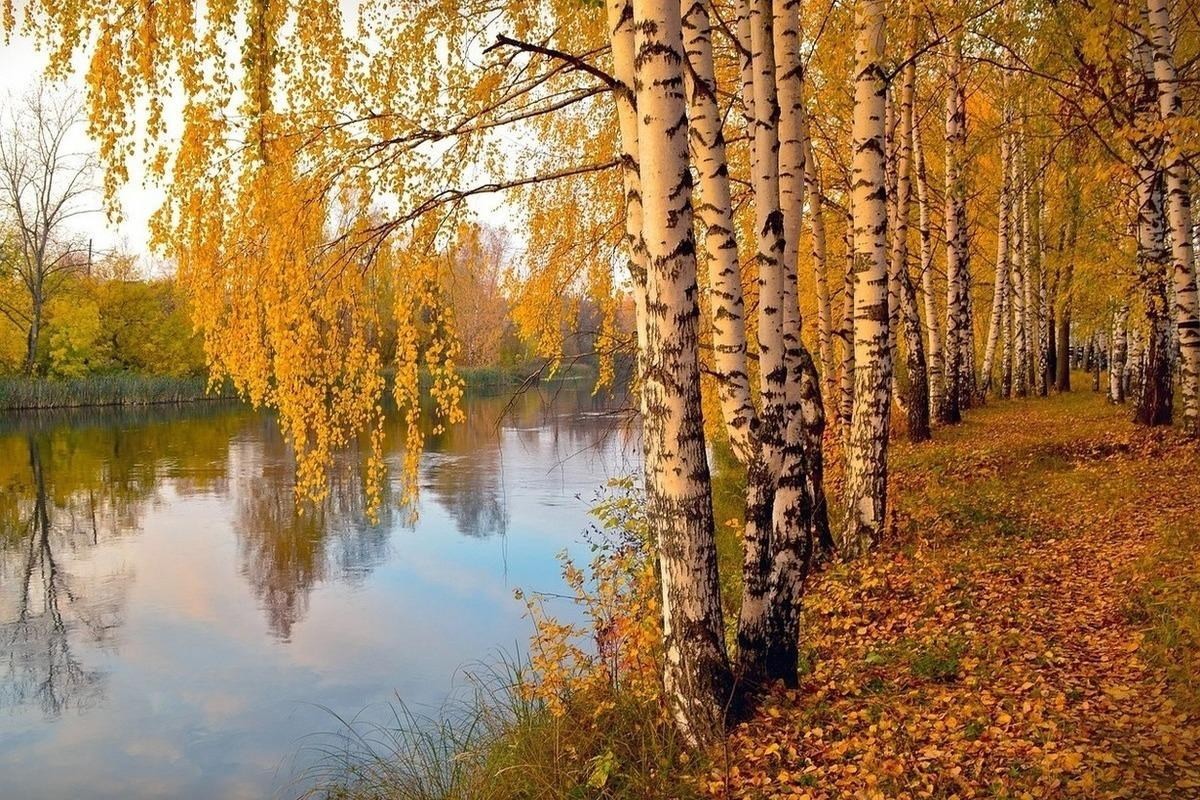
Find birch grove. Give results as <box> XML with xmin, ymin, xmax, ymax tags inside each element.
<box><xmin>13</xmin><ymin>0</ymin><xmax>1200</xmax><ymax>749</ymax></box>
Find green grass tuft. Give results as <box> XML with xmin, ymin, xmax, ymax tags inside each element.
<box><xmin>0</xmin><ymin>374</ymin><xmax>236</xmax><ymax>410</ymax></box>
<box><xmin>298</xmin><ymin>658</ymin><xmax>700</xmax><ymax>800</ymax></box>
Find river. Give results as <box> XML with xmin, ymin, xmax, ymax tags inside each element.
<box><xmin>0</xmin><ymin>385</ymin><xmax>638</xmax><ymax>799</ymax></box>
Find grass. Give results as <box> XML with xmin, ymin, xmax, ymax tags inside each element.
<box><xmin>0</xmin><ymin>374</ymin><xmax>236</xmax><ymax>410</ymax></box>
<box><xmin>411</xmin><ymin>361</ymin><xmax>602</xmax><ymax>395</ymax></box>
<box><xmin>1126</xmin><ymin>523</ymin><xmax>1200</xmax><ymax>713</ymax></box>
<box><xmin>907</xmin><ymin>637</ymin><xmax>966</xmax><ymax>683</ymax></box>
<box><xmin>300</xmin><ymin>659</ymin><xmax>700</xmax><ymax>800</ymax></box>
<box><xmin>0</xmin><ymin>361</ymin><xmax>609</xmax><ymax>411</ymax></box>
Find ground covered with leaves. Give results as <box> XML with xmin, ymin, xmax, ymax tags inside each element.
<box><xmin>706</xmin><ymin>389</ymin><xmax>1200</xmax><ymax>799</ymax></box>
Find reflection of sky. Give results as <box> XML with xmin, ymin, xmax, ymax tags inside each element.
<box><xmin>0</xmin><ymin>393</ymin><xmax>639</xmax><ymax>799</ymax></box>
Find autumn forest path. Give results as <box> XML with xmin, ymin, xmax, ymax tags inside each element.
<box><xmin>707</xmin><ymin>387</ymin><xmax>1200</xmax><ymax>799</ymax></box>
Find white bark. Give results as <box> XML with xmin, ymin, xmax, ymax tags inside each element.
<box><xmin>840</xmin><ymin>203</ymin><xmax>856</xmax><ymax>434</ymax></box>
<box><xmin>1146</xmin><ymin>0</ymin><xmax>1200</xmax><ymax>434</ymax></box>
<box><xmin>1037</xmin><ymin>193</ymin><xmax>1050</xmax><ymax>396</ymax></box>
<box><xmin>1110</xmin><ymin>305</ymin><xmax>1129</xmax><ymax>403</ymax></box>
<box><xmin>890</xmin><ymin>29</ymin><xmax>930</xmax><ymax>442</ymax></box>
<box><xmin>1132</xmin><ymin>32</ymin><xmax>1175</xmax><ymax>426</ymax></box>
<box><xmin>804</xmin><ymin>124</ymin><xmax>837</xmax><ymax>409</ymax></box>
<box><xmin>629</xmin><ymin>0</ymin><xmax>731</xmax><ymax>742</ymax></box>
<box><xmin>766</xmin><ymin>0</ymin><xmax>825</xmax><ymax>681</ymax></box>
<box><xmin>606</xmin><ymin>0</ymin><xmax>649</xmax><ymax>364</ymax></box>
<box><xmin>1022</xmin><ymin>166</ymin><xmax>1036</xmax><ymax>393</ymax></box>
<box><xmin>940</xmin><ymin>39</ymin><xmax>967</xmax><ymax>422</ymax></box>
<box><xmin>1011</xmin><ymin>159</ymin><xmax>1029</xmax><ymax>398</ymax></box>
<box><xmin>913</xmin><ymin>123</ymin><xmax>943</xmax><ymax>415</ymax></box>
<box><xmin>843</xmin><ymin>0</ymin><xmax>890</xmax><ymax>556</ymax></box>
<box><xmin>682</xmin><ymin>0</ymin><xmax>756</xmax><ymax>461</ymax></box>
<box><xmin>982</xmin><ymin>127</ymin><xmax>1011</xmax><ymax>395</ymax></box>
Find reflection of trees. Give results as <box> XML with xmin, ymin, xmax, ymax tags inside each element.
<box><xmin>0</xmin><ymin>405</ymin><xmax>240</xmax><ymax>716</ymax></box>
<box><xmin>422</xmin><ymin>450</ymin><xmax>509</xmax><ymax>539</ymax></box>
<box><xmin>0</xmin><ymin>387</ymin><xmax>635</xmax><ymax>678</ymax></box>
<box><xmin>233</xmin><ymin>421</ymin><xmax>390</xmax><ymax>640</ymax></box>
<box><xmin>0</xmin><ymin>437</ymin><xmax>121</xmax><ymax>716</ymax></box>
<box><xmin>407</xmin><ymin>386</ymin><xmax>636</xmax><ymax>538</ymax></box>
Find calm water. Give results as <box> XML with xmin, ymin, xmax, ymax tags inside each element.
<box><xmin>0</xmin><ymin>386</ymin><xmax>638</xmax><ymax>799</ymax></box>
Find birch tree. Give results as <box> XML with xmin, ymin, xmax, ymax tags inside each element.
<box><xmin>914</xmin><ymin>122</ymin><xmax>944</xmax><ymax>416</ymax></box>
<box><xmin>890</xmin><ymin>14</ymin><xmax>931</xmax><ymax>443</ymax></box>
<box><xmin>843</xmin><ymin>0</ymin><xmax>890</xmax><ymax>556</ymax></box>
<box><xmin>1011</xmin><ymin>161</ymin><xmax>1030</xmax><ymax>399</ymax></box>
<box><xmin>630</xmin><ymin>0</ymin><xmax>732</xmax><ymax>741</ymax></box>
<box><xmin>805</xmin><ymin>125</ymin><xmax>837</xmax><ymax>409</ymax></box>
<box><xmin>941</xmin><ymin>36</ymin><xmax>968</xmax><ymax>424</ymax></box>
<box><xmin>1144</xmin><ymin>0</ymin><xmax>1200</xmax><ymax>435</ymax></box>
<box><xmin>982</xmin><ymin>126</ymin><xmax>1012</xmax><ymax>397</ymax></box>
<box><xmin>1110</xmin><ymin>305</ymin><xmax>1128</xmax><ymax>403</ymax></box>
<box><xmin>840</xmin><ymin>205</ymin><xmax>857</xmax><ymax>435</ymax></box>
<box><xmin>1131</xmin><ymin>33</ymin><xmax>1174</xmax><ymax>426</ymax></box>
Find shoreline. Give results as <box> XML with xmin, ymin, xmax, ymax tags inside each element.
<box><xmin>0</xmin><ymin>364</ymin><xmax>616</xmax><ymax>413</ymax></box>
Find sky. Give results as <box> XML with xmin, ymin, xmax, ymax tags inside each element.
<box><xmin>3</xmin><ymin>34</ymin><xmax>168</xmax><ymax>262</ymax></box>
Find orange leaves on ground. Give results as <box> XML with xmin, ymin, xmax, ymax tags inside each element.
<box><xmin>705</xmin><ymin>393</ymin><xmax>1200</xmax><ymax>799</ymax></box>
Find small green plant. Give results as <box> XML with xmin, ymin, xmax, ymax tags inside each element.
<box><xmin>863</xmin><ymin>650</ymin><xmax>889</xmax><ymax>666</ymax></box>
<box><xmin>964</xmin><ymin>719</ymin><xmax>986</xmax><ymax>740</ymax></box>
<box><xmin>909</xmin><ymin>639</ymin><xmax>965</xmax><ymax>683</ymax></box>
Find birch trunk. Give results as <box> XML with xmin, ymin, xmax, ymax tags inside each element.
<box><xmin>629</xmin><ymin>0</ymin><xmax>732</xmax><ymax>742</ymax></box>
<box><xmin>767</xmin><ymin>0</ymin><xmax>830</xmax><ymax>680</ymax></box>
<box><xmin>1146</xmin><ymin>0</ymin><xmax>1200</xmax><ymax>434</ymax></box>
<box><xmin>1000</xmin><ymin>239</ymin><xmax>1013</xmax><ymax>398</ymax></box>
<box><xmin>804</xmin><ymin>121</ymin><xmax>837</xmax><ymax>409</ymax></box>
<box><xmin>840</xmin><ymin>204</ymin><xmax>856</xmax><ymax>434</ymax></box>
<box><xmin>1133</xmin><ymin>35</ymin><xmax>1175</xmax><ymax>427</ymax></box>
<box><xmin>1128</xmin><ymin>327</ymin><xmax>1145</xmax><ymax>399</ymax></box>
<box><xmin>606</xmin><ymin>0</ymin><xmax>649</xmax><ymax>369</ymax></box>
<box><xmin>890</xmin><ymin>33</ymin><xmax>930</xmax><ymax>442</ymax></box>
<box><xmin>1038</xmin><ymin>206</ymin><xmax>1051</xmax><ymax>397</ymax></box>
<box><xmin>940</xmin><ymin>38</ymin><xmax>966</xmax><ymax>423</ymax></box>
<box><xmin>961</xmin><ymin>265</ymin><xmax>978</xmax><ymax>406</ymax></box>
<box><xmin>1011</xmin><ymin>164</ymin><xmax>1029</xmax><ymax>398</ymax></box>
<box><xmin>843</xmin><ymin>0</ymin><xmax>890</xmax><ymax>556</ymax></box>
<box><xmin>777</xmin><ymin>0</ymin><xmax>835</xmax><ymax>568</ymax></box>
<box><xmin>1056</xmin><ymin>209</ymin><xmax>1077</xmax><ymax>391</ymax></box>
<box><xmin>913</xmin><ymin>124</ymin><xmax>943</xmax><ymax>416</ymax></box>
<box><xmin>682</xmin><ymin>0</ymin><xmax>754</xmax><ymax>463</ymax></box>
<box><xmin>738</xmin><ymin>0</ymin><xmax>824</xmax><ymax>686</ymax></box>
<box><xmin>885</xmin><ymin>91</ymin><xmax>900</xmax><ymax>371</ymax></box>
<box><xmin>1022</xmin><ymin>173</ymin><xmax>1036</xmax><ymax>394</ymax></box>
<box><xmin>727</xmin><ymin>0</ymin><xmax>783</xmax><ymax>682</ymax></box>
<box><xmin>1134</xmin><ymin>167</ymin><xmax>1174</xmax><ymax>425</ymax></box>
<box><xmin>1110</xmin><ymin>306</ymin><xmax>1128</xmax><ymax>404</ymax></box>
<box><xmin>982</xmin><ymin>128</ymin><xmax>1011</xmax><ymax>396</ymax></box>
<box><xmin>681</xmin><ymin>0</ymin><xmax>776</xmax><ymax>692</ymax></box>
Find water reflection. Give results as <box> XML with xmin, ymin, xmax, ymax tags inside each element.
<box><xmin>0</xmin><ymin>385</ymin><xmax>636</xmax><ymax>799</ymax></box>
<box><xmin>231</xmin><ymin>420</ymin><xmax>395</xmax><ymax>640</ymax></box>
<box><xmin>0</xmin><ymin>437</ymin><xmax>115</xmax><ymax>716</ymax></box>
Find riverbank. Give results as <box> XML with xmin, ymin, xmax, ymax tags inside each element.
<box><xmin>309</xmin><ymin>388</ymin><xmax>1200</xmax><ymax>799</ymax></box>
<box><xmin>0</xmin><ymin>375</ymin><xmax>236</xmax><ymax>411</ymax></box>
<box><xmin>0</xmin><ymin>362</ymin><xmax>611</xmax><ymax>412</ymax></box>
<box><xmin>420</xmin><ymin>361</ymin><xmax>605</xmax><ymax>395</ymax></box>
